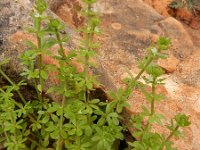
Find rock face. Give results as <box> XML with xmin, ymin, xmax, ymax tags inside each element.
<box><xmin>1</xmin><ymin>0</ymin><xmax>200</xmax><ymax>149</ymax></box>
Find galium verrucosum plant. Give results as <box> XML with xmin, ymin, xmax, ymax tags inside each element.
<box><xmin>0</xmin><ymin>0</ymin><xmax>191</xmax><ymax>149</ymax></box>
<box><xmin>125</xmin><ymin>38</ymin><xmax>191</xmax><ymax>150</ymax></box>
<box><xmin>107</xmin><ymin>37</ymin><xmax>190</xmax><ymax>150</ymax></box>
<box><xmin>0</xmin><ymin>0</ymin><xmax>124</xmax><ymax>149</ymax></box>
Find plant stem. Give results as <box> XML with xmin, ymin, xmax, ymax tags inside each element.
<box><xmin>36</xmin><ymin>18</ymin><xmax>44</xmax><ymax>102</ymax></box>
<box><xmin>55</xmin><ymin>29</ymin><xmax>65</xmax><ymax>58</ymax></box>
<box><xmin>135</xmin><ymin>57</ymin><xmax>153</xmax><ymax>81</ymax></box>
<box><xmin>0</xmin><ymin>69</ymin><xmax>26</xmax><ymax>104</ymax></box>
<box><xmin>125</xmin><ymin>56</ymin><xmax>154</xmax><ymax>99</ymax></box>
<box><xmin>159</xmin><ymin>125</ymin><xmax>179</xmax><ymax>150</ymax></box>
<box><xmin>55</xmin><ymin>27</ymin><xmax>67</xmax><ymax>150</ymax></box>
<box><xmin>56</xmin><ymin>81</ymin><xmax>66</xmax><ymax>150</ymax></box>
<box><xmin>84</xmin><ymin>4</ymin><xmax>92</xmax><ymax>102</ymax></box>
<box><xmin>141</xmin><ymin>77</ymin><xmax>156</xmax><ymax>141</ymax></box>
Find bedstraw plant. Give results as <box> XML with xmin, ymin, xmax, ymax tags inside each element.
<box><xmin>0</xmin><ymin>0</ymin><xmax>190</xmax><ymax>150</ymax></box>
<box><xmin>169</xmin><ymin>0</ymin><xmax>200</xmax><ymax>11</ymax></box>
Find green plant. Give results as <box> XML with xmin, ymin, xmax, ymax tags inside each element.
<box><xmin>169</xmin><ymin>0</ymin><xmax>196</xmax><ymax>10</ymax></box>
<box><xmin>0</xmin><ymin>0</ymin><xmax>124</xmax><ymax>149</ymax></box>
<box><xmin>0</xmin><ymin>0</ymin><xmax>190</xmax><ymax>150</ymax></box>
<box><xmin>126</xmin><ymin>39</ymin><xmax>191</xmax><ymax>150</ymax></box>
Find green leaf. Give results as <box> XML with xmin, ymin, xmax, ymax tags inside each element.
<box><xmin>46</xmin><ymin>87</ymin><xmax>55</xmax><ymax>94</ymax></box>
<box><xmin>35</xmin><ymin>0</ymin><xmax>48</xmax><ymax>14</ymax></box>
<box><xmin>149</xmin><ymin>114</ymin><xmax>164</xmax><ymax>125</ymax></box>
<box><xmin>37</xmin><ymin>84</ymin><xmax>42</xmax><ymax>92</ymax></box>
<box><xmin>83</xmin><ymin>0</ymin><xmax>97</xmax><ymax>5</ymax></box>
<box><xmin>157</xmin><ymin>37</ymin><xmax>171</xmax><ymax>51</ymax></box>
<box><xmin>146</xmin><ymin>65</ymin><xmax>164</xmax><ymax>77</ymax></box>
<box><xmin>40</xmin><ymin>70</ymin><xmax>48</xmax><ymax>80</ymax></box>
<box><xmin>50</xmin><ymin>129</ymin><xmax>59</xmax><ymax>139</ymax></box>
<box><xmin>68</xmin><ymin>128</ymin><xmax>76</xmax><ymax>135</ymax></box>
<box><xmin>24</xmin><ymin>129</ymin><xmax>30</xmax><ymax>136</ymax></box>
<box><xmin>97</xmin><ymin>117</ymin><xmax>106</xmax><ymax>126</ymax></box>
<box><xmin>97</xmin><ymin>140</ymin><xmax>104</xmax><ymax>150</ymax></box>
<box><xmin>42</xmin><ymin>38</ymin><xmax>57</xmax><ymax>49</ymax></box>
<box><xmin>175</xmin><ymin>114</ymin><xmax>191</xmax><ymax>127</ymax></box>
<box><xmin>61</xmin><ymin>129</ymin><xmax>68</xmax><ymax>139</ymax></box>
<box><xmin>85</xmin><ymin>126</ymin><xmax>93</xmax><ymax>136</ymax></box>
<box><xmin>86</xmin><ymin>81</ymin><xmax>93</xmax><ymax>90</ymax></box>
<box><xmin>90</xmin><ymin>99</ymin><xmax>100</xmax><ymax>104</ymax></box>
<box><xmin>24</xmin><ymin>40</ymin><xmax>37</xmax><ymax>49</ymax></box>
<box><xmin>41</xmin><ymin>115</ymin><xmax>49</xmax><ymax>124</ymax></box>
<box><xmin>51</xmin><ymin>114</ymin><xmax>59</xmax><ymax>122</ymax></box>
<box><xmin>47</xmin><ymin>103</ymin><xmax>60</xmax><ymax>113</ymax></box>
<box><xmin>45</xmin><ymin>124</ymin><xmax>56</xmax><ymax>132</ymax></box>
<box><xmin>76</xmin><ymin>128</ymin><xmax>83</xmax><ymax>136</ymax></box>
<box><xmin>129</xmin><ymin>141</ymin><xmax>145</xmax><ymax>150</ymax></box>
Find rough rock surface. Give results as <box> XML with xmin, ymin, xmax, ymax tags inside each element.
<box><xmin>1</xmin><ymin>0</ymin><xmax>200</xmax><ymax>149</ymax></box>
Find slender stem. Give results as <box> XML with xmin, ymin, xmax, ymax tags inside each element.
<box><xmin>166</xmin><ymin>125</ymin><xmax>179</xmax><ymax>141</ymax></box>
<box><xmin>55</xmin><ymin>30</ymin><xmax>65</xmax><ymax>58</ymax></box>
<box><xmin>55</xmin><ymin>27</ymin><xmax>67</xmax><ymax>150</ymax></box>
<box><xmin>159</xmin><ymin>125</ymin><xmax>179</xmax><ymax>150</ymax></box>
<box><xmin>141</xmin><ymin>77</ymin><xmax>156</xmax><ymax>141</ymax></box>
<box><xmin>56</xmin><ymin>82</ymin><xmax>66</xmax><ymax>150</ymax></box>
<box><xmin>125</xmin><ymin>56</ymin><xmax>154</xmax><ymax>99</ymax></box>
<box><xmin>84</xmin><ymin>4</ymin><xmax>92</xmax><ymax>102</ymax></box>
<box><xmin>135</xmin><ymin>57</ymin><xmax>153</xmax><ymax>81</ymax></box>
<box><xmin>0</xmin><ymin>69</ymin><xmax>26</xmax><ymax>104</ymax></box>
<box><xmin>36</xmin><ymin>18</ymin><xmax>44</xmax><ymax>102</ymax></box>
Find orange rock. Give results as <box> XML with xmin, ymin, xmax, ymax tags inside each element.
<box><xmin>158</xmin><ymin>54</ymin><xmax>180</xmax><ymax>73</ymax></box>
